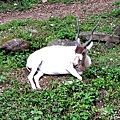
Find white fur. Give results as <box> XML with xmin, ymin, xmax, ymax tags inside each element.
<box><xmin>84</xmin><ymin>55</ymin><xmax>92</xmax><ymax>67</ymax></box>
<box><xmin>26</xmin><ymin>43</ymin><xmax>93</xmax><ymax>90</ymax></box>
<box><xmin>86</xmin><ymin>41</ymin><xmax>93</xmax><ymax>50</ymax></box>
<box><xmin>73</xmin><ymin>53</ymin><xmax>83</xmax><ymax>66</ymax></box>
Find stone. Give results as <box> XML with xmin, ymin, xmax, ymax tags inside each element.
<box><xmin>47</xmin><ymin>32</ymin><xmax>120</xmax><ymax>49</ymax></box>
<box><xmin>47</xmin><ymin>39</ymin><xmax>76</xmax><ymax>46</ymax></box>
<box><xmin>105</xmin><ymin>41</ymin><xmax>115</xmax><ymax>48</ymax></box>
<box><xmin>80</xmin><ymin>32</ymin><xmax>120</xmax><ymax>44</ymax></box>
<box><xmin>114</xmin><ymin>25</ymin><xmax>120</xmax><ymax>36</ymax></box>
<box><xmin>32</xmin><ymin>29</ymin><xmax>38</xmax><ymax>33</ymax></box>
<box><xmin>0</xmin><ymin>38</ymin><xmax>30</xmax><ymax>51</ymax></box>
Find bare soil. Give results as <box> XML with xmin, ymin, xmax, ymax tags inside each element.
<box><xmin>0</xmin><ymin>0</ymin><xmax>116</xmax><ymax>24</ymax></box>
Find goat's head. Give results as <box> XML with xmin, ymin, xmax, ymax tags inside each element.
<box><xmin>73</xmin><ymin>17</ymin><xmax>101</xmax><ymax>74</ymax></box>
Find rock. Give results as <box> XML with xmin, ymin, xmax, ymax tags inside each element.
<box><xmin>114</xmin><ymin>25</ymin><xmax>120</xmax><ymax>36</ymax></box>
<box><xmin>80</xmin><ymin>32</ymin><xmax>120</xmax><ymax>44</ymax></box>
<box><xmin>47</xmin><ymin>39</ymin><xmax>76</xmax><ymax>46</ymax></box>
<box><xmin>31</xmin><ymin>29</ymin><xmax>38</xmax><ymax>33</ymax></box>
<box><xmin>105</xmin><ymin>41</ymin><xmax>115</xmax><ymax>48</ymax></box>
<box><xmin>0</xmin><ymin>38</ymin><xmax>30</xmax><ymax>51</ymax></box>
<box><xmin>47</xmin><ymin>32</ymin><xmax>120</xmax><ymax>48</ymax></box>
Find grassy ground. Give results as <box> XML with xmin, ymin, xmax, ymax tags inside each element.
<box><xmin>0</xmin><ymin>1</ymin><xmax>120</xmax><ymax>120</ymax></box>
<box><xmin>0</xmin><ymin>0</ymin><xmax>85</xmax><ymax>12</ymax></box>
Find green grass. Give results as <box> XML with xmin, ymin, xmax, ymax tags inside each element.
<box><xmin>0</xmin><ymin>79</ymin><xmax>99</xmax><ymax>120</ymax></box>
<box><xmin>0</xmin><ymin>0</ymin><xmax>36</xmax><ymax>12</ymax></box>
<box><xmin>0</xmin><ymin>1</ymin><xmax>120</xmax><ymax>119</ymax></box>
<box><xmin>0</xmin><ymin>0</ymin><xmax>85</xmax><ymax>12</ymax></box>
<box><xmin>0</xmin><ymin>0</ymin><xmax>119</xmax><ymax>12</ymax></box>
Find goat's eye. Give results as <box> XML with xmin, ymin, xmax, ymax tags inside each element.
<box><xmin>74</xmin><ymin>64</ymin><xmax>79</xmax><ymax>68</ymax></box>
<box><xmin>82</xmin><ymin>52</ymin><xmax>85</xmax><ymax>55</ymax></box>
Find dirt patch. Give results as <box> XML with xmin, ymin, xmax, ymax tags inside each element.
<box><xmin>0</xmin><ymin>0</ymin><xmax>115</xmax><ymax>24</ymax></box>
<box><xmin>0</xmin><ymin>68</ymin><xmax>73</xmax><ymax>92</ymax></box>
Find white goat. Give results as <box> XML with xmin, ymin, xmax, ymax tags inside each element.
<box><xmin>26</xmin><ymin>18</ymin><xmax>101</xmax><ymax>90</ymax></box>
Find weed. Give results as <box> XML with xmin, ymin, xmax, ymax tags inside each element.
<box><xmin>113</xmin><ymin>1</ymin><xmax>120</xmax><ymax>6</ymax></box>
<box><xmin>110</xmin><ymin>8</ymin><xmax>120</xmax><ymax>17</ymax></box>
<box><xmin>0</xmin><ymin>0</ymin><xmax>86</xmax><ymax>12</ymax></box>
<box><xmin>0</xmin><ymin>72</ymin><xmax>7</xmax><ymax>82</ymax></box>
<box><xmin>0</xmin><ymin>0</ymin><xmax>41</xmax><ymax>12</ymax></box>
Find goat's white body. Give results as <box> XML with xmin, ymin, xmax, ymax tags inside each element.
<box><xmin>26</xmin><ymin>46</ymin><xmax>76</xmax><ymax>74</ymax></box>
<box><xmin>26</xmin><ymin>45</ymin><xmax>92</xmax><ymax>90</ymax></box>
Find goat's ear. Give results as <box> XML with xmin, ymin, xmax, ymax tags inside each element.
<box><xmin>86</xmin><ymin>41</ymin><xmax>93</xmax><ymax>50</ymax></box>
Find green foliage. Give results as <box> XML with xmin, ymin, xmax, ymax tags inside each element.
<box><xmin>0</xmin><ymin>72</ymin><xmax>7</xmax><ymax>82</ymax></box>
<box><xmin>0</xmin><ymin>0</ymin><xmax>85</xmax><ymax>12</ymax></box>
<box><xmin>0</xmin><ymin>79</ymin><xmax>98</xmax><ymax>120</ymax></box>
<box><xmin>0</xmin><ymin>0</ymin><xmax>42</xmax><ymax>12</ymax></box>
<box><xmin>113</xmin><ymin>1</ymin><xmax>120</xmax><ymax>6</ymax></box>
<box><xmin>0</xmin><ymin>50</ymin><xmax>30</xmax><ymax>70</ymax></box>
<box><xmin>110</xmin><ymin>8</ymin><xmax>120</xmax><ymax>17</ymax></box>
<box><xmin>109</xmin><ymin>1</ymin><xmax>120</xmax><ymax>17</ymax></box>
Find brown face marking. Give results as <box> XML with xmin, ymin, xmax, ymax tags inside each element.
<box><xmin>74</xmin><ymin>45</ymin><xmax>88</xmax><ymax>74</ymax></box>
<box><xmin>75</xmin><ymin>45</ymin><xmax>84</xmax><ymax>54</ymax></box>
<box><xmin>74</xmin><ymin>59</ymin><xmax>86</xmax><ymax>74</ymax></box>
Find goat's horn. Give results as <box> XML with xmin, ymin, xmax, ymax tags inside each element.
<box><xmin>75</xmin><ymin>16</ymin><xmax>81</xmax><ymax>46</ymax></box>
<box><xmin>83</xmin><ymin>17</ymin><xmax>101</xmax><ymax>48</ymax></box>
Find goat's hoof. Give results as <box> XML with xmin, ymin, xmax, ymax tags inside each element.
<box><xmin>78</xmin><ymin>76</ymin><xmax>82</xmax><ymax>80</ymax></box>
<box><xmin>62</xmin><ymin>80</ymin><xmax>73</xmax><ymax>85</ymax></box>
<box><xmin>32</xmin><ymin>89</ymin><xmax>36</xmax><ymax>91</ymax></box>
<box><xmin>38</xmin><ymin>88</ymin><xmax>42</xmax><ymax>91</ymax></box>
<box><xmin>67</xmin><ymin>81</ymin><xmax>73</xmax><ymax>84</ymax></box>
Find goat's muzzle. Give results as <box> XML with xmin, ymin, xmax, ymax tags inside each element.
<box><xmin>74</xmin><ymin>61</ymin><xmax>86</xmax><ymax>75</ymax></box>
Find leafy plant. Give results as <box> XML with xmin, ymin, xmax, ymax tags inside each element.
<box><xmin>0</xmin><ymin>0</ymin><xmax>86</xmax><ymax>12</ymax></box>
<box><xmin>110</xmin><ymin>8</ymin><xmax>120</xmax><ymax>17</ymax></box>
<box><xmin>0</xmin><ymin>72</ymin><xmax>7</xmax><ymax>82</ymax></box>
<box><xmin>113</xmin><ymin>1</ymin><xmax>120</xmax><ymax>6</ymax></box>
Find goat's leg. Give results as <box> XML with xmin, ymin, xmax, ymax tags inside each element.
<box><xmin>28</xmin><ymin>68</ymin><xmax>38</xmax><ymax>90</ymax></box>
<box><xmin>28</xmin><ymin>75</ymin><xmax>36</xmax><ymax>90</ymax></box>
<box><xmin>67</xmin><ymin>67</ymin><xmax>82</xmax><ymax>80</ymax></box>
<box><xmin>28</xmin><ymin>61</ymin><xmax>43</xmax><ymax>90</ymax></box>
<box><xmin>34</xmin><ymin>71</ymin><xmax>43</xmax><ymax>90</ymax></box>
